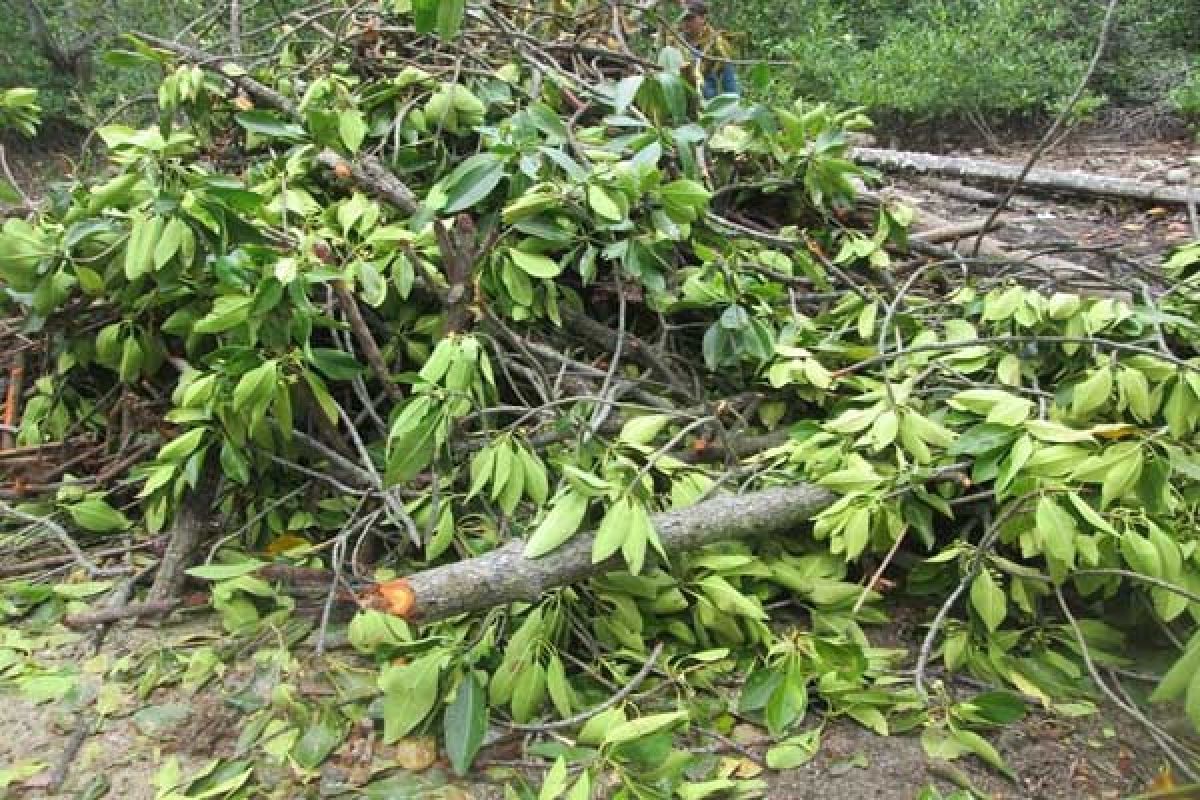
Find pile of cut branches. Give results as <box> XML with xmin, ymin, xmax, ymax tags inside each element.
<box><xmin>3</xmin><ymin>2</ymin><xmax>1200</xmax><ymax>794</ymax></box>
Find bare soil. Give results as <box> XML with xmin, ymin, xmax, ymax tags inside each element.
<box><xmin>0</xmin><ymin>616</ymin><xmax>1178</xmax><ymax>800</ymax></box>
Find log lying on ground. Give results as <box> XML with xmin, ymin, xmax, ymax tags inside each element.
<box><xmin>885</xmin><ymin>190</ymin><xmax>1133</xmax><ymax>299</ymax></box>
<box><xmin>855</xmin><ymin>147</ymin><xmax>1199</xmax><ymax>206</ymax></box>
<box><xmin>915</xmin><ymin>178</ymin><xmax>1006</xmax><ymax>207</ymax></box>
<box><xmin>912</xmin><ymin>217</ymin><xmax>1006</xmax><ymax>245</ymax></box>
<box><xmin>375</xmin><ymin>484</ymin><xmax>834</xmax><ymax>624</ymax></box>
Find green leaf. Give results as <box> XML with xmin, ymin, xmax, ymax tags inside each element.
<box><xmin>766</xmin><ymin>729</ymin><xmax>821</xmax><ymax>769</ymax></box>
<box><xmin>1151</xmin><ymin>634</ymin><xmax>1200</xmax><ymax>703</ymax></box>
<box><xmin>518</xmin><ymin>447</ymin><xmax>549</xmax><ymax>506</ymax></box>
<box><xmin>292</xmin><ymin>715</ymin><xmax>345</xmax><ymax>771</ymax></box>
<box><xmin>603</xmin><ymin>711</ymin><xmax>687</xmax><ymax>746</ymax></box>
<box><xmin>436</xmin><ymin>0</ymin><xmax>466</xmax><ymax>37</ymax></box>
<box><xmin>965</xmin><ymin>691</ymin><xmax>1027</xmax><ymax>725</ymax></box>
<box><xmin>1101</xmin><ymin>446</ymin><xmax>1143</xmax><ymax>509</ymax></box>
<box><xmin>380</xmin><ymin>652</ymin><xmax>444</xmax><ymax>743</ymax></box>
<box><xmin>118</xmin><ymin>335</ymin><xmax>144</xmax><ymax>383</ymax></box>
<box><xmin>303</xmin><ymin>371</ymin><xmax>340</xmax><ymax>425</ymax></box>
<box><xmin>659</xmin><ymin>179</ymin><xmax>710</xmax><ymax>223</ymax></box>
<box><xmin>348</xmin><ymin>610</ymin><xmax>412</xmax><ymax>652</ymax></box>
<box><xmin>587</xmin><ymin>184</ymin><xmax>624</xmax><ymax>222</ymax></box>
<box><xmin>765</xmin><ymin>675</ymin><xmax>807</xmax><ymax>736</ymax></box>
<box><xmin>509</xmin><ymin>248</ymin><xmax>562</xmax><ymax>279</ymax></box>
<box><xmin>970</xmin><ymin>570</ymin><xmax>1006</xmax><ymax>632</ymax></box>
<box><xmin>698</xmin><ymin>575</ymin><xmax>767</xmax><ymax>620</ymax></box>
<box><xmin>441</xmin><ymin>154</ymin><xmax>506</xmax><ymax>214</ymax></box>
<box><xmin>0</xmin><ymin>179</ymin><xmax>21</xmax><ymax>205</ymax></box>
<box><xmin>950</xmin><ymin>726</ymin><xmax>1014</xmax><ymax>780</ymax></box>
<box><xmin>538</xmin><ymin>757</ymin><xmax>568</xmax><ymax>800</ymax></box>
<box><xmin>232</xmin><ymin>360</ymin><xmax>278</xmax><ymax>418</ymax></box>
<box><xmin>235</xmin><ymin>111</ymin><xmax>307</xmax><ymax>139</ymax></box>
<box><xmin>444</xmin><ymin>673</ymin><xmax>486</xmax><ymax>776</ymax></box>
<box><xmin>339</xmin><ymin>110</ymin><xmax>368</xmax><ymax>152</ymax></box>
<box><xmin>154</xmin><ymin>217</ymin><xmax>187</xmax><ymax>269</ymax></box>
<box><xmin>949</xmin><ymin>423</ymin><xmax>1015</xmax><ymax>456</ymax></box>
<box><xmin>67</xmin><ymin>498</ymin><xmax>132</xmax><ymax>533</ymax></box>
<box><xmin>592</xmin><ymin>497</ymin><xmax>633</xmax><ymax>563</ymax></box>
<box><xmin>186</xmin><ymin>560</ymin><xmax>265</xmax><ymax>580</ymax></box>
<box><xmin>159</xmin><ymin>427</ymin><xmax>207</xmax><ymax>464</ymax></box>
<box><xmin>1118</xmin><ymin>367</ymin><xmax>1153</xmax><ymax>421</ymax></box>
<box><xmin>124</xmin><ymin>213</ymin><xmax>164</xmax><ymax>280</ymax></box>
<box><xmin>412</xmin><ymin>0</ymin><xmax>438</xmax><ymax>32</ymax></box>
<box><xmin>511</xmin><ymin>660</ymin><xmax>547</xmax><ymax>723</ymax></box>
<box><xmin>612</xmin><ymin>75</ymin><xmax>644</xmax><ymax>114</ymax></box>
<box><xmin>1186</xmin><ymin>669</ymin><xmax>1200</xmax><ymax>732</ymax></box>
<box><xmin>524</xmin><ymin>490</ymin><xmax>589</xmax><ymax>558</ymax></box>
<box><xmin>309</xmin><ymin>348</ymin><xmax>365</xmax><ymax>381</ymax></box>
<box><xmin>619</xmin><ymin>414</ymin><xmax>670</xmax><ymax>446</ymax></box>
<box><xmin>1024</xmin><ymin>420</ymin><xmax>1094</xmax><ymax>443</ymax></box>
<box><xmin>1035</xmin><ymin>496</ymin><xmax>1077</xmax><ymax>567</ymax></box>
<box><xmin>357</xmin><ymin>259</ymin><xmax>388</xmax><ymax>307</ymax></box>
<box><xmin>545</xmin><ymin>654</ymin><xmax>573</xmax><ymax>718</ymax></box>
<box><xmin>1072</xmin><ymin>367</ymin><xmax>1112</xmax><ymax>416</ymax></box>
<box><xmin>194</xmin><ymin>295</ymin><xmax>253</xmax><ymax>334</ymax></box>
<box><xmin>739</xmin><ymin>667</ymin><xmax>783</xmax><ymax>713</ymax></box>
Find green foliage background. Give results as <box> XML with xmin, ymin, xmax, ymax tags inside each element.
<box><xmin>0</xmin><ymin>0</ymin><xmax>304</xmax><ymax>127</ymax></box>
<box><xmin>3</xmin><ymin>0</ymin><xmax>1199</xmax><ymax>126</ymax></box>
<box><xmin>717</xmin><ymin>0</ymin><xmax>1200</xmax><ymax>121</ymax></box>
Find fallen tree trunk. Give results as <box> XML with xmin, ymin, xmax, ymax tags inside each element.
<box><xmin>372</xmin><ymin>484</ymin><xmax>834</xmax><ymax>624</ymax></box>
<box><xmin>855</xmin><ymin>147</ymin><xmax>1200</xmax><ymax>207</ymax></box>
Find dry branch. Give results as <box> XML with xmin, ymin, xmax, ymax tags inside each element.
<box><xmin>912</xmin><ymin>217</ymin><xmax>1006</xmax><ymax>245</ymax></box>
<box><xmin>333</xmin><ymin>280</ymin><xmax>404</xmax><ymax>403</ymax></box>
<box><xmin>855</xmin><ymin>147</ymin><xmax>1200</xmax><ymax>207</ymax></box>
<box><xmin>915</xmin><ymin>178</ymin><xmax>1005</xmax><ymax>206</ymax></box>
<box><xmin>371</xmin><ymin>484</ymin><xmax>834</xmax><ymax>624</ymax></box>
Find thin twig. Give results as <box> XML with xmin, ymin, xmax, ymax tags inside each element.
<box><xmin>971</xmin><ymin>0</ymin><xmax>1121</xmax><ymax>256</ymax></box>
<box><xmin>1055</xmin><ymin>587</ymin><xmax>1200</xmax><ymax>782</ymax></box>
<box><xmin>507</xmin><ymin>642</ymin><xmax>665</xmax><ymax>732</ymax></box>
<box><xmin>0</xmin><ymin>501</ymin><xmax>101</xmax><ymax>577</ymax></box>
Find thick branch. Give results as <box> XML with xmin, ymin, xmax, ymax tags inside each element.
<box><xmin>147</xmin><ymin>459</ymin><xmax>221</xmax><ymax>602</ymax></box>
<box><xmin>135</xmin><ymin>32</ymin><xmax>298</xmax><ymax>115</ymax></box>
<box><xmin>376</xmin><ymin>484</ymin><xmax>834</xmax><ymax>623</ymax></box>
<box><xmin>317</xmin><ymin>149</ymin><xmax>422</xmax><ymax>215</ymax></box>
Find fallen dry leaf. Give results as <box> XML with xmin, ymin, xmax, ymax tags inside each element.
<box><xmin>395</xmin><ymin>735</ymin><xmax>439</xmax><ymax>771</ymax></box>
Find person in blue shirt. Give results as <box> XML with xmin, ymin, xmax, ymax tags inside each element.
<box><xmin>680</xmin><ymin>1</ymin><xmax>740</xmax><ymax>99</ymax></box>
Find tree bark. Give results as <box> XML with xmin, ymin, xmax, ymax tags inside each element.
<box><xmin>147</xmin><ymin>460</ymin><xmax>222</xmax><ymax>602</ymax></box>
<box><xmin>316</xmin><ymin>149</ymin><xmax>421</xmax><ymax>215</ymax></box>
<box><xmin>380</xmin><ymin>484</ymin><xmax>834</xmax><ymax>624</ymax></box>
<box><xmin>333</xmin><ymin>280</ymin><xmax>404</xmax><ymax>403</ymax></box>
<box><xmin>854</xmin><ymin>147</ymin><xmax>1200</xmax><ymax>207</ymax></box>
<box><xmin>913</xmin><ymin>217</ymin><xmax>1006</xmax><ymax>245</ymax></box>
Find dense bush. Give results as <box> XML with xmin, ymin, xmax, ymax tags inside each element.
<box><xmin>718</xmin><ymin>0</ymin><xmax>1199</xmax><ymax>123</ymax></box>
<box><xmin>0</xmin><ymin>0</ymin><xmax>303</xmax><ymax>128</ymax></box>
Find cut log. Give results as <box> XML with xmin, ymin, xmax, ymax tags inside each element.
<box><xmin>370</xmin><ymin>484</ymin><xmax>834</xmax><ymax>624</ymax></box>
<box><xmin>855</xmin><ymin>147</ymin><xmax>1200</xmax><ymax>207</ymax></box>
